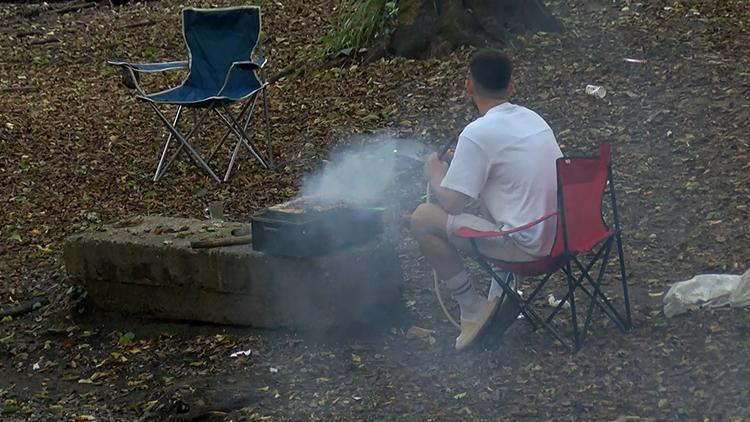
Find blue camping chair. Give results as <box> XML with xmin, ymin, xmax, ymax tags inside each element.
<box><xmin>108</xmin><ymin>6</ymin><xmax>272</xmax><ymax>183</ymax></box>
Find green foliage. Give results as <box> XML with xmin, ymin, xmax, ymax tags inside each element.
<box><xmin>117</xmin><ymin>331</ymin><xmax>135</xmax><ymax>346</ymax></box>
<box><xmin>322</xmin><ymin>0</ymin><xmax>398</xmax><ymax>56</ymax></box>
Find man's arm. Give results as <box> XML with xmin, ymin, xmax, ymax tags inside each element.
<box><xmin>424</xmin><ymin>153</ymin><xmax>472</xmax><ymax>215</ymax></box>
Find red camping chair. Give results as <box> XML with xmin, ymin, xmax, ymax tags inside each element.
<box><xmin>454</xmin><ymin>142</ymin><xmax>632</xmax><ymax>352</ymax></box>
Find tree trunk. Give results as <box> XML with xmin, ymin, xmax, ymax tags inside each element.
<box><xmin>389</xmin><ymin>0</ymin><xmax>563</xmax><ymax>58</ymax></box>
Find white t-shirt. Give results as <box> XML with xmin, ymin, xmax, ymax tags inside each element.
<box><xmin>440</xmin><ymin>102</ymin><xmax>562</xmax><ymax>256</ymax></box>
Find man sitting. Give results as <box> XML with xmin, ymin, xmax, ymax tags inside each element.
<box><xmin>410</xmin><ymin>49</ymin><xmax>563</xmax><ymax>351</ymax></box>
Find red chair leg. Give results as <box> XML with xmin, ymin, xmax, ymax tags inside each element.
<box><xmin>608</xmin><ymin>166</ymin><xmax>632</xmax><ymax>330</ymax></box>
<box><xmin>564</xmin><ymin>262</ymin><xmax>581</xmax><ymax>351</ymax></box>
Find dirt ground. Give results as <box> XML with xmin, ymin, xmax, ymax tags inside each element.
<box><xmin>1</xmin><ymin>0</ymin><xmax>749</xmax><ymax>420</ymax></box>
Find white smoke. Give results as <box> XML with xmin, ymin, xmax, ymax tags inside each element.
<box><xmin>299</xmin><ymin>133</ymin><xmax>430</xmax><ymax>206</ymax></box>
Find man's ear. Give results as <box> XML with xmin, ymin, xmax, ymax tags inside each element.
<box><xmin>465</xmin><ymin>78</ymin><xmax>474</xmax><ymax>97</ymax></box>
<box><xmin>506</xmin><ymin>80</ymin><xmax>515</xmax><ymax>97</ymax></box>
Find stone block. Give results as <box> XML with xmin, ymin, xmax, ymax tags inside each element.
<box><xmin>63</xmin><ymin>216</ymin><xmax>405</xmax><ymax>330</ymax></box>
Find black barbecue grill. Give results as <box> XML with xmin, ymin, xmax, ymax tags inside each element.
<box><xmin>251</xmin><ymin>203</ymin><xmax>385</xmax><ymax>258</ymax></box>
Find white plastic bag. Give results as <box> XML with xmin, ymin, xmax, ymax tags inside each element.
<box><xmin>663</xmin><ymin>269</ymin><xmax>750</xmax><ymax>317</ymax></box>
<box><xmin>730</xmin><ymin>270</ymin><xmax>750</xmax><ymax>307</ymax></box>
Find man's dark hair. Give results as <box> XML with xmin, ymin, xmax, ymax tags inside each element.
<box><xmin>469</xmin><ymin>49</ymin><xmax>513</xmax><ymax>97</ymax></box>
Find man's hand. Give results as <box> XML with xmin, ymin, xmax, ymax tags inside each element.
<box><xmin>423</xmin><ymin>152</ymin><xmax>447</xmax><ymax>180</ymax></box>
<box><xmin>441</xmin><ymin>148</ymin><xmax>454</xmax><ymax>163</ymax></box>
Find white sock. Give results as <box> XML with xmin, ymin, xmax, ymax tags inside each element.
<box><xmin>445</xmin><ymin>271</ymin><xmax>485</xmax><ymax>321</ymax></box>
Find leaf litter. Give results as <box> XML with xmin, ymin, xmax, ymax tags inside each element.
<box><xmin>0</xmin><ymin>0</ymin><xmax>749</xmax><ymax>420</ymax></box>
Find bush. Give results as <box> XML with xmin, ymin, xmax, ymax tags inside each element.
<box><xmin>322</xmin><ymin>0</ymin><xmax>398</xmax><ymax>56</ymax></box>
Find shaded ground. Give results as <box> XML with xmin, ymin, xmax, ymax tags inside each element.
<box><xmin>1</xmin><ymin>0</ymin><xmax>749</xmax><ymax>420</ymax></box>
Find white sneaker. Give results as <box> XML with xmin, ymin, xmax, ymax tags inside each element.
<box><xmin>455</xmin><ymin>297</ymin><xmax>501</xmax><ymax>351</ymax></box>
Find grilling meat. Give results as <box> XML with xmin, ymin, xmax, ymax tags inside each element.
<box><xmin>269</xmin><ymin>197</ymin><xmax>351</xmax><ymax>214</ymax></box>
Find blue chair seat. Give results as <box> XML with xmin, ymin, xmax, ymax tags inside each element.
<box><xmin>141</xmin><ymin>81</ymin><xmax>262</xmax><ymax>107</ymax></box>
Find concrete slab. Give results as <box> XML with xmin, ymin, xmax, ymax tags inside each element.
<box><xmin>63</xmin><ymin>216</ymin><xmax>405</xmax><ymax>330</ymax></box>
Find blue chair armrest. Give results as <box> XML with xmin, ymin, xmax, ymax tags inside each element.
<box><xmin>216</xmin><ymin>60</ymin><xmax>267</xmax><ymax>98</ymax></box>
<box><xmin>107</xmin><ymin>60</ymin><xmax>188</xmax><ymax>93</ymax></box>
<box><xmin>107</xmin><ymin>60</ymin><xmax>189</xmax><ymax>73</ymax></box>
<box><xmin>232</xmin><ymin>58</ymin><xmax>266</xmax><ymax>71</ymax></box>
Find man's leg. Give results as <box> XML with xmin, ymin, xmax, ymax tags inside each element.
<box><xmin>409</xmin><ymin>203</ymin><xmax>462</xmax><ymax>280</ymax></box>
<box><xmin>410</xmin><ymin>203</ymin><xmax>486</xmax><ymax>321</ymax></box>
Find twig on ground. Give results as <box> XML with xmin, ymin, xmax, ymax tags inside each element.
<box><xmin>119</xmin><ymin>20</ymin><xmax>156</xmax><ymax>30</ymax></box>
<box><xmin>53</xmin><ymin>2</ymin><xmax>97</xmax><ymax>15</ymax></box>
<box><xmin>0</xmin><ymin>86</ymin><xmax>39</xmax><ymax>93</ymax></box>
<box><xmin>0</xmin><ymin>297</ymin><xmax>49</xmax><ymax>318</ymax></box>
<box><xmin>266</xmin><ymin>56</ymin><xmax>343</xmax><ymax>85</ymax></box>
<box><xmin>22</xmin><ymin>1</ymin><xmax>97</xmax><ymax>19</ymax></box>
<box><xmin>16</xmin><ymin>30</ymin><xmax>44</xmax><ymax>38</ymax></box>
<box><xmin>30</xmin><ymin>38</ymin><xmax>60</xmax><ymax>46</ymax></box>
<box><xmin>666</xmin><ymin>367</ymin><xmax>694</xmax><ymax>378</ymax></box>
<box><xmin>266</xmin><ymin>60</ymin><xmax>306</xmax><ymax>85</ymax></box>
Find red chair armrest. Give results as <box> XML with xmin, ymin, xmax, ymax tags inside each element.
<box><xmin>453</xmin><ymin>212</ymin><xmax>558</xmax><ymax>239</ymax></box>
<box><xmin>454</xmin><ymin>227</ymin><xmax>508</xmax><ymax>238</ymax></box>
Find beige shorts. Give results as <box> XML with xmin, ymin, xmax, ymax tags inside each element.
<box><xmin>446</xmin><ymin>213</ymin><xmax>538</xmax><ymax>262</ymax></box>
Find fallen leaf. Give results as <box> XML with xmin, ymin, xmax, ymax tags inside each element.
<box><xmin>406</xmin><ymin>326</ymin><xmax>434</xmax><ymax>339</ymax></box>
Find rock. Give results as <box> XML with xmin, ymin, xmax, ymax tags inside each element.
<box><xmin>63</xmin><ymin>216</ymin><xmax>405</xmax><ymax>331</ymax></box>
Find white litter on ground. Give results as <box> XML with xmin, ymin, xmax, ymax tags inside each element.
<box><xmin>229</xmin><ymin>349</ymin><xmax>253</xmax><ymax>358</ymax></box>
<box><xmin>547</xmin><ymin>294</ymin><xmax>571</xmax><ymax>309</ymax></box>
<box><xmin>663</xmin><ymin>269</ymin><xmax>750</xmax><ymax>317</ymax></box>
